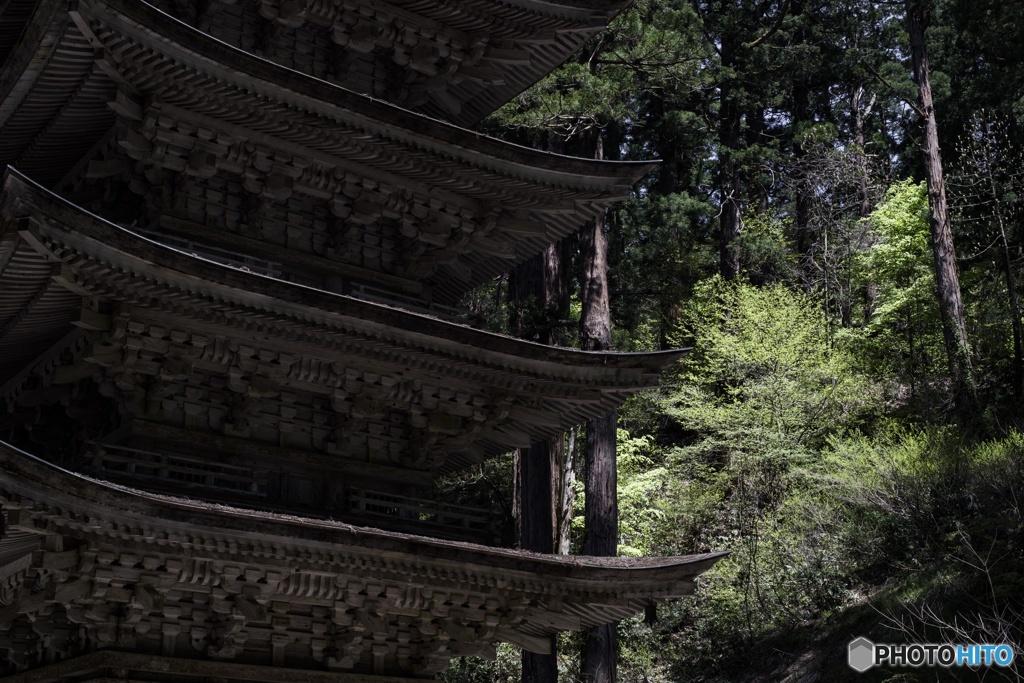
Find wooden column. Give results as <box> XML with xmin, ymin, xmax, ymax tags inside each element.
<box><xmin>519</xmin><ymin>440</ymin><xmax>557</xmax><ymax>683</ymax></box>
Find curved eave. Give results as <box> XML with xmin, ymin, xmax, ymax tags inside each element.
<box><xmin>79</xmin><ymin>0</ymin><xmax>656</xmax><ymax>192</ymax></box>
<box><xmin>0</xmin><ymin>0</ymin><xmax>62</xmax><ymax>120</ymax></box>
<box><xmin>376</xmin><ymin>0</ymin><xmax>634</xmax><ymax>126</ymax></box>
<box><xmin>2</xmin><ymin>168</ymin><xmax>687</xmax><ymax>386</ymax></box>
<box><xmin>0</xmin><ymin>439</ymin><xmax>727</xmax><ymax>595</ymax></box>
<box><xmin>0</xmin><ymin>0</ymin><xmax>114</xmax><ymax>186</ymax></box>
<box><xmin>0</xmin><ymin>0</ymin><xmax>40</xmax><ymax>67</ymax></box>
<box><xmin>406</xmin><ymin>0</ymin><xmax>631</xmax><ymax>20</ymax></box>
<box><xmin>0</xmin><ymin>229</ymin><xmax>81</xmax><ymax>382</ymax></box>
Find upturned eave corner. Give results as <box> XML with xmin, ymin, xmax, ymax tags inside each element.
<box><xmin>0</xmin><ymin>167</ymin><xmax>687</xmax><ymax>477</ymax></box>
<box><xmin>0</xmin><ymin>0</ymin><xmax>723</xmax><ymax>675</ymax></box>
<box><xmin>0</xmin><ymin>439</ymin><xmax>726</xmax><ymax>676</ymax></box>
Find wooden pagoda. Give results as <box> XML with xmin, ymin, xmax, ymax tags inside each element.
<box><xmin>0</xmin><ymin>0</ymin><xmax>724</xmax><ymax>679</ymax></box>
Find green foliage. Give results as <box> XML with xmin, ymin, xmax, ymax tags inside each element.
<box><xmin>438</xmin><ymin>645</ymin><xmax>520</xmax><ymax>683</ymax></box>
<box><xmin>442</xmin><ymin>0</ymin><xmax>1024</xmax><ymax>678</ymax></box>
<box><xmin>733</xmin><ymin>211</ymin><xmax>797</xmax><ymax>284</ymax></box>
<box><xmin>669</xmin><ymin>276</ymin><xmax>878</xmax><ymax>450</ymax></box>
<box><xmin>846</xmin><ymin>180</ymin><xmax>946</xmax><ymax>383</ymax></box>
<box><xmin>609</xmin><ymin>192</ymin><xmax>718</xmax><ymax>350</ymax></box>
<box><xmin>603</xmin><ymin>278</ymin><xmax>1022</xmax><ymax>681</ymax></box>
<box><xmin>604</xmin><ymin>279</ymin><xmax>883</xmax><ymax>679</ymax></box>
<box><xmin>616</xmin><ymin>429</ymin><xmax>668</xmax><ymax>557</ymax></box>
<box><xmin>821</xmin><ymin>426</ymin><xmax>974</xmax><ymax>576</ymax></box>
<box><xmin>491</xmin><ymin>60</ymin><xmax>633</xmax><ymax>142</ymax></box>
<box><xmin>816</xmin><ymin>427</ymin><xmax>1024</xmax><ymax>667</ymax></box>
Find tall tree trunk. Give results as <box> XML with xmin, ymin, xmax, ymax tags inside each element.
<box><xmin>509</xmin><ymin>254</ymin><xmax>545</xmax><ymax>341</ymax></box>
<box><xmin>995</xmin><ymin>198</ymin><xmax>1024</xmax><ymax>398</ymax></box>
<box><xmin>518</xmin><ymin>441</ymin><xmax>557</xmax><ymax>683</ymax></box>
<box><xmin>512</xmin><ymin>237</ymin><xmax>569</xmax><ymax>679</ymax></box>
<box><xmin>905</xmin><ymin>0</ymin><xmax>978</xmax><ymax>413</ymax></box>
<box><xmin>790</xmin><ymin>0</ymin><xmax>814</xmax><ymax>284</ymax></box>
<box><xmin>552</xmin><ymin>430</ymin><xmax>576</xmax><ymax>555</ymax></box>
<box><xmin>719</xmin><ymin>33</ymin><xmax>742</xmax><ymax>279</ymax></box>
<box><xmin>852</xmin><ymin>85</ymin><xmax>878</xmax><ymax>323</ymax></box>
<box><xmin>544</xmin><ymin>243</ymin><xmax>567</xmax><ymax>320</ymax></box>
<box><xmin>543</xmin><ymin>237</ymin><xmax>573</xmax><ymax>549</ymax></box>
<box><xmin>649</xmin><ymin>91</ymin><xmax>685</xmax><ymax>346</ymax></box>
<box><xmin>579</xmin><ymin>133</ymin><xmax>617</xmax><ymax>683</ymax></box>
<box><xmin>580</xmin><ymin>135</ymin><xmax>612</xmax><ymax>354</ymax></box>
<box><xmin>513</xmin><ymin>216</ymin><xmax>571</xmax><ymax>683</ymax></box>
<box><xmin>851</xmin><ymin>86</ymin><xmax>875</xmax><ymax>221</ymax></box>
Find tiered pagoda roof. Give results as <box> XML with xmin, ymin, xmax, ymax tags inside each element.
<box><xmin>0</xmin><ymin>0</ymin><xmax>724</xmax><ymax>678</ymax></box>
<box><xmin>0</xmin><ymin>441</ymin><xmax>724</xmax><ymax>678</ymax></box>
<box><xmin>0</xmin><ymin>0</ymin><xmax>654</xmax><ymax>303</ymax></box>
<box><xmin>1</xmin><ymin>168</ymin><xmax>681</xmax><ymax>493</ymax></box>
<box><xmin>0</xmin><ymin>0</ymin><xmax>635</xmax><ymax>129</ymax></box>
<box><xmin>135</xmin><ymin>0</ymin><xmax>633</xmax><ymax>128</ymax></box>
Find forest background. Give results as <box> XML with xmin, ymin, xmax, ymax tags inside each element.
<box><xmin>437</xmin><ymin>0</ymin><xmax>1024</xmax><ymax>681</ymax></box>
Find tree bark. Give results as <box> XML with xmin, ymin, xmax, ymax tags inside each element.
<box><xmin>719</xmin><ymin>32</ymin><xmax>742</xmax><ymax>279</ymax></box>
<box><xmin>995</xmin><ymin>193</ymin><xmax>1023</xmax><ymax>398</ymax></box>
<box><xmin>651</xmin><ymin>92</ymin><xmax>680</xmax><ymax>197</ymax></box>
<box><xmin>791</xmin><ymin>0</ymin><xmax>813</xmax><ymax>269</ymax></box>
<box><xmin>905</xmin><ymin>0</ymin><xmax>978</xmax><ymax>413</ymax></box>
<box><xmin>580</xmin><ymin>136</ymin><xmax>612</xmax><ymax>351</ymax></box>
<box><xmin>851</xmin><ymin>86</ymin><xmax>875</xmax><ymax>221</ymax></box>
<box><xmin>852</xmin><ymin>86</ymin><xmax>878</xmax><ymax>323</ymax></box>
<box><xmin>552</xmin><ymin>431</ymin><xmax>576</xmax><ymax>555</ymax></box>
<box><xmin>509</xmin><ymin>254</ymin><xmax>545</xmax><ymax>341</ymax></box>
<box><xmin>513</xmin><ymin>217</ymin><xmax>571</xmax><ymax>683</ymax></box>
<box><xmin>579</xmin><ymin>133</ymin><xmax>617</xmax><ymax>683</ymax></box>
<box><xmin>580</xmin><ymin>410</ymin><xmax>617</xmax><ymax>683</ymax></box>
<box><xmin>518</xmin><ymin>441</ymin><xmax>557</xmax><ymax>683</ymax></box>
<box><xmin>543</xmin><ymin>243</ymin><xmax>567</xmax><ymax>319</ymax></box>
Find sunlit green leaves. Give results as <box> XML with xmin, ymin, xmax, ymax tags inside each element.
<box><xmin>846</xmin><ymin>179</ymin><xmax>946</xmax><ymax>380</ymax></box>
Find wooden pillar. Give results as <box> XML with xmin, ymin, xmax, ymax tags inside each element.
<box><xmin>518</xmin><ymin>440</ymin><xmax>557</xmax><ymax>683</ymax></box>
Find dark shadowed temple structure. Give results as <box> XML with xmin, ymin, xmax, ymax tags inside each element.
<box><xmin>0</xmin><ymin>0</ymin><xmax>723</xmax><ymax>679</ymax></box>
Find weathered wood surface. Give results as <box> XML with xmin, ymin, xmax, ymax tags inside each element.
<box><xmin>135</xmin><ymin>0</ymin><xmax>631</xmax><ymax>128</ymax></box>
<box><xmin>0</xmin><ymin>170</ymin><xmax>685</xmax><ymax>520</ymax></box>
<box><xmin>0</xmin><ymin>3</ymin><xmax>715</xmax><ymax>680</ymax></box>
<box><xmin>0</xmin><ymin>440</ymin><xmax>725</xmax><ymax>677</ymax></box>
<box><xmin>0</xmin><ymin>0</ymin><xmax>656</xmax><ymax>302</ymax></box>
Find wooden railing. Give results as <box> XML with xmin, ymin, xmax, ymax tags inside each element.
<box><xmin>348</xmin><ymin>284</ymin><xmax>471</xmax><ymax>325</ymax></box>
<box><xmin>89</xmin><ymin>443</ymin><xmax>268</xmax><ymax>495</ymax></box>
<box><xmin>136</xmin><ymin>226</ymin><xmax>477</xmax><ymax>324</ymax></box>
<box><xmin>85</xmin><ymin>444</ymin><xmax>497</xmax><ymax>543</ymax></box>
<box><xmin>345</xmin><ymin>489</ymin><xmax>496</xmax><ymax>543</ymax></box>
<box><xmin>135</xmin><ymin>229</ymin><xmax>285</xmax><ymax>279</ymax></box>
